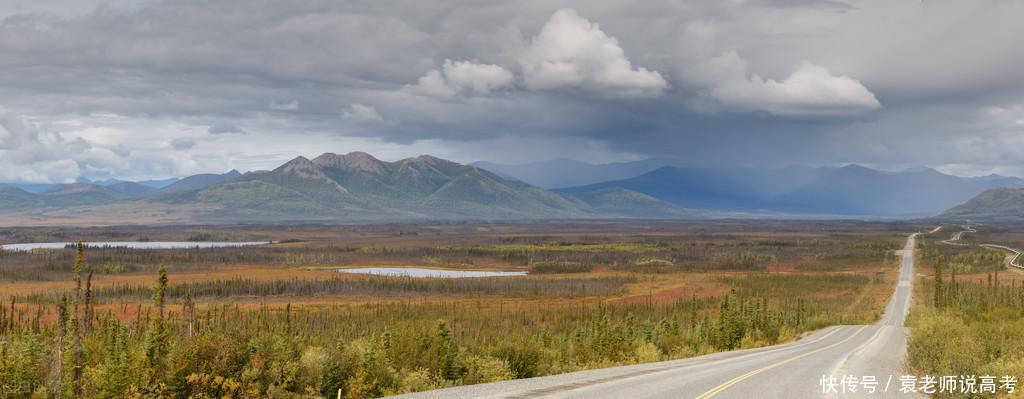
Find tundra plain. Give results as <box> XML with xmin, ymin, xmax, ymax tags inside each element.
<box><xmin>0</xmin><ymin>220</ymin><xmax>999</xmax><ymax>398</ymax></box>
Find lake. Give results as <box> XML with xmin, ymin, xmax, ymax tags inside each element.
<box><xmin>1</xmin><ymin>241</ymin><xmax>273</xmax><ymax>251</ymax></box>
<box><xmin>335</xmin><ymin>267</ymin><xmax>527</xmax><ymax>278</ymax></box>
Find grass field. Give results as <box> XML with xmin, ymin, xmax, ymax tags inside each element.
<box><xmin>0</xmin><ymin>220</ymin><xmax>915</xmax><ymax>398</ymax></box>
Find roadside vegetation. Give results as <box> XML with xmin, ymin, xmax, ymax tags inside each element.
<box><xmin>907</xmin><ymin>225</ymin><xmax>1024</xmax><ymax>399</ymax></box>
<box><xmin>0</xmin><ymin>221</ymin><xmax>906</xmax><ymax>398</ymax></box>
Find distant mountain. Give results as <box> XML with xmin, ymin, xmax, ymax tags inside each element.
<box><xmin>935</xmin><ymin>187</ymin><xmax>1024</xmax><ymax>220</ymax></box>
<box><xmin>558</xmin><ymin>165</ymin><xmax>1024</xmax><ymax>216</ymax></box>
<box><xmin>3</xmin><ymin>158</ymin><xmax>1020</xmax><ymax>222</ymax></box>
<box><xmin>107</xmin><ymin>181</ymin><xmax>158</xmax><ymax>196</ymax></box>
<box><xmin>572</xmin><ymin>188</ymin><xmax>707</xmax><ymax>218</ymax></box>
<box><xmin>471</xmin><ymin>158</ymin><xmax>680</xmax><ymax>189</ymax></box>
<box><xmin>135</xmin><ymin>178</ymin><xmax>180</xmax><ymax>189</ymax></box>
<box><xmin>84</xmin><ymin>178</ymin><xmax>123</xmax><ymax>186</ymax></box>
<box><xmin>0</xmin><ymin>183</ymin><xmax>130</xmax><ymax>210</ymax></box>
<box><xmin>140</xmin><ymin>153</ymin><xmax>698</xmax><ymax>221</ymax></box>
<box><xmin>0</xmin><ymin>176</ymin><xmax>181</xmax><ymax>194</ymax></box>
<box><xmin>767</xmin><ymin>166</ymin><xmax>1024</xmax><ymax>216</ymax></box>
<box><xmin>42</xmin><ymin>183</ymin><xmax>131</xmax><ymax>205</ymax></box>
<box><xmin>0</xmin><ymin>183</ymin><xmax>57</xmax><ymax>193</ymax></box>
<box><xmin>152</xmin><ymin>170</ymin><xmax>242</xmax><ymax>195</ymax></box>
<box><xmin>0</xmin><ymin>187</ymin><xmax>45</xmax><ymax>209</ymax></box>
<box><xmin>557</xmin><ymin>165</ymin><xmax>828</xmax><ymax>211</ymax></box>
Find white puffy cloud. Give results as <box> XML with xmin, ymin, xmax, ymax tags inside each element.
<box><xmin>414</xmin><ymin>70</ymin><xmax>457</xmax><ymax>98</ymax></box>
<box><xmin>0</xmin><ymin>111</ymin><xmax>91</xmax><ymax>183</ymax></box>
<box><xmin>414</xmin><ymin>59</ymin><xmax>514</xmax><ymax>97</ymax></box>
<box><xmin>411</xmin><ymin>9</ymin><xmax>667</xmax><ymax>99</ymax></box>
<box><xmin>675</xmin><ymin>23</ymin><xmax>880</xmax><ymax>117</ymax></box>
<box><xmin>518</xmin><ymin>9</ymin><xmax>668</xmax><ymax>97</ymax></box>
<box><xmin>15</xmin><ymin>114</ymin><xmax>242</xmax><ymax>182</ymax></box>
<box><xmin>341</xmin><ymin>103</ymin><xmax>386</xmax><ymax>123</ymax></box>
<box><xmin>710</xmin><ymin>61</ymin><xmax>881</xmax><ymax>117</ymax></box>
<box><xmin>441</xmin><ymin>59</ymin><xmax>515</xmax><ymax>95</ymax></box>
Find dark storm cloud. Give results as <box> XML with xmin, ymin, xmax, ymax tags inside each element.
<box><xmin>0</xmin><ymin>0</ymin><xmax>1022</xmax><ymax>182</ymax></box>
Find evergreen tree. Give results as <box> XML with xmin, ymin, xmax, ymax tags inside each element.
<box><xmin>71</xmin><ymin>240</ymin><xmax>86</xmax><ymax>398</ymax></box>
<box><xmin>949</xmin><ymin>267</ymin><xmax>958</xmax><ymax>307</ymax></box>
<box><xmin>145</xmin><ymin>262</ymin><xmax>170</xmax><ymax>389</ymax></box>
<box><xmin>934</xmin><ymin>257</ymin><xmax>943</xmax><ymax>309</ymax></box>
<box><xmin>688</xmin><ymin>294</ymin><xmax>698</xmax><ymax>331</ymax></box>
<box><xmin>154</xmin><ymin>262</ymin><xmax>168</xmax><ymax>320</ymax></box>
<box><xmin>435</xmin><ymin>320</ymin><xmax>460</xmax><ymax>380</ymax></box>
<box><xmin>993</xmin><ymin>269</ymin><xmax>1000</xmax><ymax>303</ymax></box>
<box><xmin>84</xmin><ymin>267</ymin><xmax>93</xmax><ymax>334</ymax></box>
<box><xmin>182</xmin><ymin>289</ymin><xmax>195</xmax><ymax>339</ymax></box>
<box><xmin>56</xmin><ymin>292</ymin><xmax>69</xmax><ymax>398</ymax></box>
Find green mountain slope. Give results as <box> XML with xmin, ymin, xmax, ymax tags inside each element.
<box><xmin>139</xmin><ymin>152</ymin><xmax>698</xmax><ymax>221</ymax></box>
<box><xmin>42</xmin><ymin>183</ymin><xmax>130</xmax><ymax>206</ymax></box>
<box><xmin>150</xmin><ymin>158</ymin><xmax>374</xmax><ymax>218</ymax></box>
<box><xmin>0</xmin><ymin>152</ymin><xmax>702</xmax><ymax>224</ymax></box>
<box><xmin>936</xmin><ymin>187</ymin><xmax>1024</xmax><ymax>220</ymax></box>
<box><xmin>0</xmin><ymin>187</ymin><xmax>45</xmax><ymax>210</ymax></box>
<box><xmin>0</xmin><ymin>183</ymin><xmax>129</xmax><ymax>210</ymax></box>
<box><xmin>107</xmin><ymin>181</ymin><xmax>158</xmax><ymax>196</ymax></box>
<box><xmin>573</xmin><ymin>187</ymin><xmax>706</xmax><ymax>218</ymax></box>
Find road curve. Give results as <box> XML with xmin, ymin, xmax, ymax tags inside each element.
<box><xmin>393</xmin><ymin>233</ymin><xmax>923</xmax><ymax>398</ymax></box>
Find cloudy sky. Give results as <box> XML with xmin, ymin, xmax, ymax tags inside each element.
<box><xmin>1</xmin><ymin>0</ymin><xmax>1023</xmax><ymax>183</ymax></box>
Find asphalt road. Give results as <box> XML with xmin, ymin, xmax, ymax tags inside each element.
<box><xmin>394</xmin><ymin>233</ymin><xmax>923</xmax><ymax>399</ymax></box>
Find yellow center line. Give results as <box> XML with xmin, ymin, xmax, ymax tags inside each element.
<box><xmin>694</xmin><ymin>325</ymin><xmax>869</xmax><ymax>399</ymax></box>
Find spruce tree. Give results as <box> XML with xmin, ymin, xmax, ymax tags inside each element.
<box><xmin>56</xmin><ymin>292</ymin><xmax>69</xmax><ymax>398</ymax></box>
<box><xmin>155</xmin><ymin>262</ymin><xmax>167</xmax><ymax>320</ymax></box>
<box><xmin>688</xmin><ymin>294</ymin><xmax>698</xmax><ymax>331</ymax></box>
<box><xmin>71</xmin><ymin>241</ymin><xmax>85</xmax><ymax>398</ymax></box>
<box><xmin>84</xmin><ymin>267</ymin><xmax>93</xmax><ymax>334</ymax></box>
<box><xmin>994</xmin><ymin>269</ymin><xmax>1000</xmax><ymax>304</ymax></box>
<box><xmin>145</xmin><ymin>262</ymin><xmax>170</xmax><ymax>388</ymax></box>
<box><xmin>182</xmin><ymin>289</ymin><xmax>195</xmax><ymax>339</ymax></box>
<box><xmin>934</xmin><ymin>257</ymin><xmax>943</xmax><ymax>309</ymax></box>
<box><xmin>949</xmin><ymin>267</ymin><xmax>958</xmax><ymax>308</ymax></box>
<box><xmin>436</xmin><ymin>320</ymin><xmax>459</xmax><ymax>380</ymax></box>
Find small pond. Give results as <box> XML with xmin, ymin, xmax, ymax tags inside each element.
<box><xmin>335</xmin><ymin>267</ymin><xmax>527</xmax><ymax>278</ymax></box>
<box><xmin>1</xmin><ymin>241</ymin><xmax>273</xmax><ymax>251</ymax></box>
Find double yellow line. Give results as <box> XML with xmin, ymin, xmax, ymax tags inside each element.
<box><xmin>695</xmin><ymin>325</ymin><xmax>869</xmax><ymax>398</ymax></box>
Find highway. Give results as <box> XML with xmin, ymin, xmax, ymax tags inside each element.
<box><xmin>394</xmin><ymin>233</ymin><xmax>923</xmax><ymax>398</ymax></box>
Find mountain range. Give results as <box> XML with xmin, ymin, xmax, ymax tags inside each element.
<box><xmin>3</xmin><ymin>153</ymin><xmax>1021</xmax><ymax>224</ymax></box>
<box><xmin>0</xmin><ymin>170</ymin><xmax>242</xmax><ymax>210</ymax></box>
<box><xmin>470</xmin><ymin>158</ymin><xmax>681</xmax><ymax>189</ymax></box>
<box><xmin>0</xmin><ymin>176</ymin><xmax>183</xmax><ymax>194</ymax></box>
<box><xmin>0</xmin><ymin>153</ymin><xmax>699</xmax><ymax>224</ymax></box>
<box><xmin>935</xmin><ymin>187</ymin><xmax>1024</xmax><ymax>221</ymax></box>
<box><xmin>544</xmin><ymin>165</ymin><xmax>1024</xmax><ymax>217</ymax></box>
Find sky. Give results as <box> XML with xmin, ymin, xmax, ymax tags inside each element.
<box><xmin>1</xmin><ymin>0</ymin><xmax>1023</xmax><ymax>183</ymax></box>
